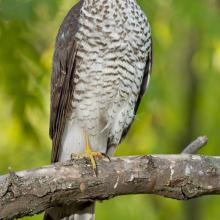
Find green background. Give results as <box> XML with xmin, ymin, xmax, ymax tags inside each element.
<box><xmin>0</xmin><ymin>0</ymin><xmax>220</xmax><ymax>219</ymax></box>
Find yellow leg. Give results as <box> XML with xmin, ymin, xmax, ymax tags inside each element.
<box><xmin>83</xmin><ymin>129</ymin><xmax>104</xmax><ymax>173</ymax></box>
<box><xmin>71</xmin><ymin>129</ymin><xmax>110</xmax><ymax>175</ymax></box>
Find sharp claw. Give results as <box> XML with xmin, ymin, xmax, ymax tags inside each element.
<box><xmin>90</xmin><ymin>155</ymin><xmax>96</xmax><ymax>169</ymax></box>
<box><xmin>101</xmin><ymin>153</ymin><xmax>111</xmax><ymax>162</ymax></box>
<box><xmin>94</xmin><ymin>167</ymin><xmax>98</xmax><ymax>177</ymax></box>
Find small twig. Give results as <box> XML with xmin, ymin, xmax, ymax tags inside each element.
<box><xmin>182</xmin><ymin>136</ymin><xmax>208</xmax><ymax>154</ymax></box>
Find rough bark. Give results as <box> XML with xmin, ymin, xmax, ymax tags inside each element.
<box><xmin>0</xmin><ymin>154</ymin><xmax>220</xmax><ymax>219</ymax></box>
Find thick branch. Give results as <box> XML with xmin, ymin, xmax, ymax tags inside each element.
<box><xmin>0</xmin><ymin>154</ymin><xmax>220</xmax><ymax>219</ymax></box>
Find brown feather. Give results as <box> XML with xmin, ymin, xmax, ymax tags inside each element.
<box><xmin>49</xmin><ymin>0</ymin><xmax>84</xmax><ymax>163</ymax></box>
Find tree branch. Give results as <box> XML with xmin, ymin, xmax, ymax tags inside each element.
<box><xmin>182</xmin><ymin>136</ymin><xmax>208</xmax><ymax>154</ymax></box>
<box><xmin>1</xmin><ymin>154</ymin><xmax>220</xmax><ymax>219</ymax></box>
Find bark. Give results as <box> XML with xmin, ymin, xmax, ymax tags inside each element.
<box><xmin>0</xmin><ymin>153</ymin><xmax>220</xmax><ymax>219</ymax></box>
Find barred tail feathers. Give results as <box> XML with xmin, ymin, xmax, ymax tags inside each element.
<box><xmin>44</xmin><ymin>202</ymin><xmax>95</xmax><ymax>220</ymax></box>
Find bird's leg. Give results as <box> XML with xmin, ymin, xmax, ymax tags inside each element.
<box><xmin>71</xmin><ymin>129</ymin><xmax>110</xmax><ymax>175</ymax></box>
<box><xmin>83</xmin><ymin>129</ymin><xmax>103</xmax><ymax>172</ymax></box>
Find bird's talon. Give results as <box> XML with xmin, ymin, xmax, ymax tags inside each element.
<box><xmin>101</xmin><ymin>153</ymin><xmax>111</xmax><ymax>162</ymax></box>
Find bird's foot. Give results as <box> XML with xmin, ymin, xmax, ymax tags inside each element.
<box><xmin>71</xmin><ymin>129</ymin><xmax>110</xmax><ymax>175</ymax></box>
<box><xmin>84</xmin><ymin>151</ymin><xmax>104</xmax><ymax>172</ymax></box>
<box><xmin>71</xmin><ymin>151</ymin><xmax>109</xmax><ymax>176</ymax></box>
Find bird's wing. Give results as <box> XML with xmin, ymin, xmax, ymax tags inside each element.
<box><xmin>134</xmin><ymin>39</ymin><xmax>153</xmax><ymax>114</ymax></box>
<box><xmin>119</xmin><ymin>38</ymin><xmax>153</xmax><ymax>143</ymax></box>
<box><xmin>49</xmin><ymin>0</ymin><xmax>84</xmax><ymax>163</ymax></box>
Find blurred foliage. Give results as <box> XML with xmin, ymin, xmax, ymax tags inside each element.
<box><xmin>0</xmin><ymin>0</ymin><xmax>220</xmax><ymax>219</ymax></box>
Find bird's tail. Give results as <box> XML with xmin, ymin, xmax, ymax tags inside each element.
<box><xmin>44</xmin><ymin>202</ymin><xmax>95</xmax><ymax>220</ymax></box>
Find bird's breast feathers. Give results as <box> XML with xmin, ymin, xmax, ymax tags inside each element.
<box><xmin>70</xmin><ymin>0</ymin><xmax>151</xmax><ymax>123</ymax></box>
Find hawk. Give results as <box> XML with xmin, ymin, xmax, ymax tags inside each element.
<box><xmin>44</xmin><ymin>0</ymin><xmax>152</xmax><ymax>219</ymax></box>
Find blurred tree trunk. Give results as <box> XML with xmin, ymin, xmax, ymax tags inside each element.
<box><xmin>181</xmin><ymin>30</ymin><xmax>201</xmax><ymax>220</ymax></box>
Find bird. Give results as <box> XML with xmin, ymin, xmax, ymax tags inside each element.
<box><xmin>44</xmin><ymin>0</ymin><xmax>152</xmax><ymax>219</ymax></box>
